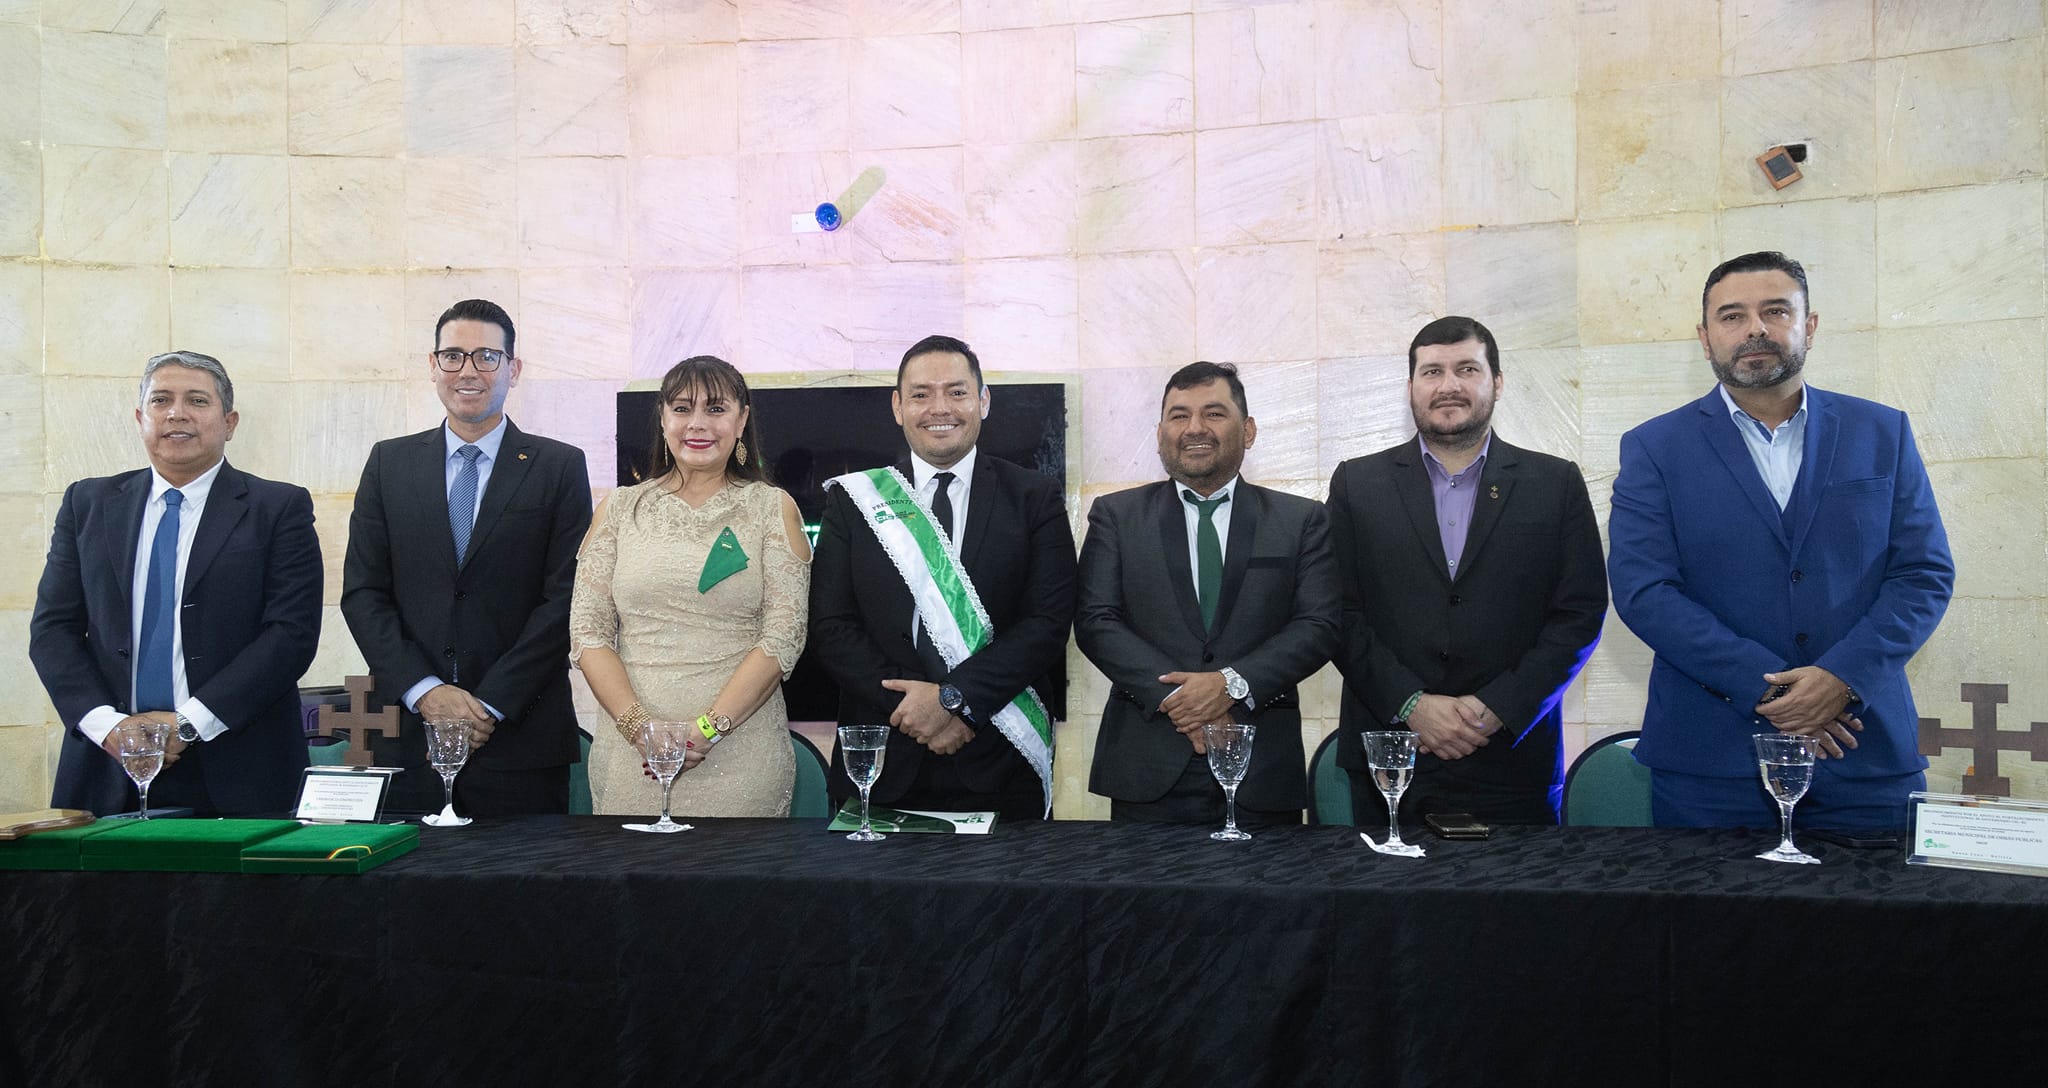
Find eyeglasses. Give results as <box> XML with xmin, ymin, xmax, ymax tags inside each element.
<box><xmin>433</xmin><ymin>348</ymin><xmax>509</xmax><ymax>372</ymax></box>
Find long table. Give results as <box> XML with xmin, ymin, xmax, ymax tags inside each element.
<box><xmin>4</xmin><ymin>818</ymin><xmax>2044</xmax><ymax>1086</ymax></box>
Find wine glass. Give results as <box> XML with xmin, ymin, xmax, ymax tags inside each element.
<box><xmin>1754</xmin><ymin>733</ymin><xmax>1821</xmax><ymax>864</ymax></box>
<box><xmin>1362</xmin><ymin>731</ymin><xmax>1425</xmax><ymax>857</ymax></box>
<box><xmin>838</xmin><ymin>724</ymin><xmax>891</xmax><ymax>842</ymax></box>
<box><xmin>623</xmin><ymin>721</ymin><xmax>693</xmax><ymax>834</ymax></box>
<box><xmin>421</xmin><ymin>718</ymin><xmax>472</xmax><ymax>828</ymax></box>
<box><xmin>1202</xmin><ymin>722</ymin><xmax>1256</xmax><ymax>841</ymax></box>
<box><xmin>114</xmin><ymin>720</ymin><xmax>171</xmax><ymax>819</ymax></box>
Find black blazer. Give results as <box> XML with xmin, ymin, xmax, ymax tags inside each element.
<box><xmin>1076</xmin><ymin>480</ymin><xmax>1340</xmax><ymax>811</ymax></box>
<box><xmin>340</xmin><ymin>420</ymin><xmax>592</xmax><ymax>774</ymax></box>
<box><xmin>809</xmin><ymin>453</ymin><xmax>1077</xmax><ymax>806</ymax></box>
<box><xmin>29</xmin><ymin>462</ymin><xmax>324</xmax><ymax>815</ymax></box>
<box><xmin>1325</xmin><ymin>436</ymin><xmax>1608</xmax><ymax>791</ymax></box>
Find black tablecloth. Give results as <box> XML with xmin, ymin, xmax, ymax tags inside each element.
<box><xmin>4</xmin><ymin>819</ymin><xmax>2045</xmax><ymax>1087</ymax></box>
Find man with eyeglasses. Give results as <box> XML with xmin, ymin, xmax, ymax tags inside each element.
<box><xmin>342</xmin><ymin>299</ymin><xmax>593</xmax><ymax>816</ymax></box>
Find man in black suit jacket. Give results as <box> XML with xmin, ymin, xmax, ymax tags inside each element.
<box><xmin>30</xmin><ymin>351</ymin><xmax>322</xmax><ymax>816</ymax></box>
<box><xmin>810</xmin><ymin>335</ymin><xmax>1077</xmax><ymax>820</ymax></box>
<box><xmin>342</xmin><ymin>299</ymin><xmax>591</xmax><ymax>816</ymax></box>
<box><xmin>1327</xmin><ymin>317</ymin><xmax>1607</xmax><ymax>826</ymax></box>
<box><xmin>1078</xmin><ymin>362</ymin><xmax>1340</xmax><ymax>827</ymax></box>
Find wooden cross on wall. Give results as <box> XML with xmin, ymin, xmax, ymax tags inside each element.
<box><xmin>1917</xmin><ymin>683</ymin><xmax>2048</xmax><ymax>796</ymax></box>
<box><xmin>316</xmin><ymin>676</ymin><xmax>401</xmax><ymax>768</ymax></box>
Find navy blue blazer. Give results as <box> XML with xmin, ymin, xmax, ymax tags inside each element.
<box><xmin>29</xmin><ymin>461</ymin><xmax>323</xmax><ymax>814</ymax></box>
<box><xmin>1608</xmin><ymin>386</ymin><xmax>1954</xmax><ymax>780</ymax></box>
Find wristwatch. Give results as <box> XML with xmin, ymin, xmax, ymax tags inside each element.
<box><xmin>174</xmin><ymin>712</ymin><xmax>199</xmax><ymax>744</ymax></box>
<box><xmin>1220</xmin><ymin>667</ymin><xmax>1250</xmax><ymax>703</ymax></box>
<box><xmin>939</xmin><ymin>683</ymin><xmax>972</xmax><ymax>721</ymax></box>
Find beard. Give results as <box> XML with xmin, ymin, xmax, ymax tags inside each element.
<box><xmin>1415</xmin><ymin>395</ymin><xmax>1494</xmax><ymax>449</ymax></box>
<box><xmin>1711</xmin><ymin>336</ymin><xmax>1805</xmax><ymax>390</ymax></box>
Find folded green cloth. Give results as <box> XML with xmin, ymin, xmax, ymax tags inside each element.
<box><xmin>699</xmin><ymin>525</ymin><xmax>749</xmax><ymax>592</ymax></box>
<box><xmin>0</xmin><ymin>821</ymin><xmax>123</xmax><ymax>871</ymax></box>
<box><xmin>80</xmin><ymin>818</ymin><xmax>300</xmax><ymax>873</ymax></box>
<box><xmin>241</xmin><ymin>823</ymin><xmax>419</xmax><ymax>874</ymax></box>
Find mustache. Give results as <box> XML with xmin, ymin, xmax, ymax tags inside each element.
<box><xmin>1735</xmin><ymin>336</ymin><xmax>1783</xmax><ymax>359</ymax></box>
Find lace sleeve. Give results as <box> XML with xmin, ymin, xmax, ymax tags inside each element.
<box><xmin>568</xmin><ymin>490</ymin><xmax>624</xmax><ymax>668</ymax></box>
<box><xmin>756</xmin><ymin>487</ymin><xmax>811</xmax><ymax>679</ymax></box>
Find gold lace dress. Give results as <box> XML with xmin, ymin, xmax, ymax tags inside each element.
<box><xmin>570</xmin><ymin>479</ymin><xmax>810</xmax><ymax>817</ymax></box>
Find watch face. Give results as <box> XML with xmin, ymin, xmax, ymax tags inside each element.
<box><xmin>939</xmin><ymin>684</ymin><xmax>965</xmax><ymax>711</ymax></box>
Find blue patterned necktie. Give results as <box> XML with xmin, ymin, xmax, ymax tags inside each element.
<box><xmin>450</xmin><ymin>444</ymin><xmax>482</xmax><ymax>563</ymax></box>
<box><xmin>135</xmin><ymin>488</ymin><xmax>183</xmax><ymax>711</ymax></box>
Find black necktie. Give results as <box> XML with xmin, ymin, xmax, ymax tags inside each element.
<box><xmin>930</xmin><ymin>471</ymin><xmax>956</xmax><ymax>542</ymax></box>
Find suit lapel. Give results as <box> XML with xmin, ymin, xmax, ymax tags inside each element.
<box><xmin>1458</xmin><ymin>439</ymin><xmax>1517</xmax><ymax>582</ymax></box>
<box><xmin>1784</xmin><ymin>389</ymin><xmax>1838</xmax><ymax>561</ymax></box>
<box><xmin>1212</xmin><ymin>482</ymin><xmax>1258</xmax><ymax>633</ymax></box>
<box><xmin>1390</xmin><ymin>444</ymin><xmax>1453</xmax><ymax>579</ymax></box>
<box><xmin>1697</xmin><ymin>391</ymin><xmax>1789</xmax><ymax>547</ymax></box>
<box><xmin>961</xmin><ymin>453</ymin><xmax>995</xmax><ymax>569</ymax></box>
<box><xmin>1152</xmin><ymin>482</ymin><xmax>1208</xmax><ymax>643</ymax></box>
<box><xmin>410</xmin><ymin>426</ymin><xmax>461</xmax><ymax>573</ymax></box>
<box><xmin>464</xmin><ymin>420</ymin><xmax>533</xmax><ymax>568</ymax></box>
<box><xmin>183</xmin><ymin>462</ymin><xmax>249</xmax><ymax>591</ymax></box>
<box><xmin>111</xmin><ymin>470</ymin><xmax>151</xmax><ymax>624</ymax></box>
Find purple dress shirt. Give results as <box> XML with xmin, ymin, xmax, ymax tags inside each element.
<box><xmin>1420</xmin><ymin>433</ymin><xmax>1491</xmax><ymax>579</ymax></box>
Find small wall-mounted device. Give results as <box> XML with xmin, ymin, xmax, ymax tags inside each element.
<box><xmin>1755</xmin><ymin>144</ymin><xmax>1805</xmax><ymax>190</ymax></box>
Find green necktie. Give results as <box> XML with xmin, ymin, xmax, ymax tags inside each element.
<box><xmin>1183</xmin><ymin>489</ymin><xmax>1227</xmax><ymax>630</ymax></box>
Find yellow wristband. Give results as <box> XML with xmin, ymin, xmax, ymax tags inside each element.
<box><xmin>697</xmin><ymin>714</ymin><xmax>719</xmax><ymax>742</ymax></box>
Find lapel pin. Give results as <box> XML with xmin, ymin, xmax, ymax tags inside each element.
<box><xmin>1489</xmin><ymin>485</ymin><xmax>1500</xmax><ymax>500</ymax></box>
<box><xmin>518</xmin><ymin>453</ymin><xmax>529</xmax><ymax>460</ymax></box>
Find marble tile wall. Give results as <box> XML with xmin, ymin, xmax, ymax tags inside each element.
<box><xmin>5</xmin><ymin>0</ymin><xmax>2047</xmax><ymax>815</ymax></box>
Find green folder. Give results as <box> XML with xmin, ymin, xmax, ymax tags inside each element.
<box><xmin>240</xmin><ymin>823</ymin><xmax>419</xmax><ymax>874</ymax></box>
<box><xmin>0</xmin><ymin>820</ymin><xmax>124</xmax><ymax>871</ymax></box>
<box><xmin>79</xmin><ymin>818</ymin><xmax>300</xmax><ymax>873</ymax></box>
<box><xmin>827</xmin><ymin>802</ymin><xmax>998</xmax><ymax>834</ymax></box>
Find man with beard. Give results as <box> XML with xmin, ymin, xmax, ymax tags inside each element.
<box><xmin>1077</xmin><ymin>362</ymin><xmax>1339</xmax><ymax>827</ymax></box>
<box><xmin>1324</xmin><ymin>317</ymin><xmax>1607</xmax><ymax>825</ymax></box>
<box><xmin>1609</xmin><ymin>251</ymin><xmax>1953</xmax><ymax>829</ymax></box>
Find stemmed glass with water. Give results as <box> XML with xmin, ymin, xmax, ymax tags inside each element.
<box><xmin>622</xmin><ymin>721</ymin><xmax>693</xmax><ymax>834</ymax></box>
<box><xmin>421</xmin><ymin>717</ymin><xmax>473</xmax><ymax>828</ymax></box>
<box><xmin>115</xmin><ymin>720</ymin><xmax>171</xmax><ymax>819</ymax></box>
<box><xmin>1754</xmin><ymin>733</ymin><xmax>1821</xmax><ymax>864</ymax></box>
<box><xmin>1202</xmin><ymin>722</ymin><xmax>1256</xmax><ymax>841</ymax></box>
<box><xmin>1362</xmin><ymin>731</ymin><xmax>1425</xmax><ymax>857</ymax></box>
<box><xmin>838</xmin><ymin>724</ymin><xmax>890</xmax><ymax>842</ymax></box>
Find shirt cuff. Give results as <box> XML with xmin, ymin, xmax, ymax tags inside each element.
<box><xmin>401</xmin><ymin>676</ymin><xmax>443</xmax><ymax>714</ymax></box>
<box><xmin>179</xmin><ymin>697</ymin><xmax>227</xmax><ymax>742</ymax></box>
<box><xmin>79</xmin><ymin>706</ymin><xmax>123</xmax><ymax>747</ymax></box>
<box><xmin>480</xmin><ymin>700</ymin><xmax>504</xmax><ymax>722</ymax></box>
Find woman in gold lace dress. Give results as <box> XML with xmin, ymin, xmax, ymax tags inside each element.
<box><xmin>570</xmin><ymin>356</ymin><xmax>811</xmax><ymax>817</ymax></box>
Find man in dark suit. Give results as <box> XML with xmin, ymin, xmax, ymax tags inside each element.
<box><xmin>342</xmin><ymin>299</ymin><xmax>592</xmax><ymax>816</ymax></box>
<box><xmin>1077</xmin><ymin>362</ymin><xmax>1340</xmax><ymax>827</ymax></box>
<box><xmin>1610</xmin><ymin>251</ymin><xmax>1953</xmax><ymax>829</ymax></box>
<box><xmin>30</xmin><ymin>351</ymin><xmax>323</xmax><ymax>816</ymax></box>
<box><xmin>1326</xmin><ymin>317</ymin><xmax>1608</xmax><ymax>827</ymax></box>
<box><xmin>810</xmin><ymin>335</ymin><xmax>1077</xmax><ymax>820</ymax></box>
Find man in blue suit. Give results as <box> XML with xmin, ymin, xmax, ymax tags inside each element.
<box><xmin>30</xmin><ymin>351</ymin><xmax>323</xmax><ymax>816</ymax></box>
<box><xmin>1609</xmin><ymin>251</ymin><xmax>1954</xmax><ymax>830</ymax></box>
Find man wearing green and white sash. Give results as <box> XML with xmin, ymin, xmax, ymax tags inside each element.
<box><xmin>809</xmin><ymin>336</ymin><xmax>1078</xmax><ymax>819</ymax></box>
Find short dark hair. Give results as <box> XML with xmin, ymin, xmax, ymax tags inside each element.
<box><xmin>1407</xmin><ymin>316</ymin><xmax>1501</xmax><ymax>377</ymax></box>
<box><xmin>896</xmin><ymin>334</ymin><xmax>984</xmax><ymax>389</ymax></box>
<box><xmin>1701</xmin><ymin>251</ymin><xmax>1809</xmax><ymax>322</ymax></box>
<box><xmin>140</xmin><ymin>350</ymin><xmax>234</xmax><ymax>413</ymax></box>
<box><xmin>435</xmin><ymin>299</ymin><xmax>516</xmax><ymax>358</ymax></box>
<box><xmin>640</xmin><ymin>355</ymin><xmax>770</xmax><ymax>487</ymax></box>
<box><xmin>1161</xmin><ymin>361</ymin><xmax>1248</xmax><ymax>417</ymax></box>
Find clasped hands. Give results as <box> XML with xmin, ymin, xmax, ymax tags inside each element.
<box><xmin>99</xmin><ymin>711</ymin><xmax>188</xmax><ymax>765</ymax></box>
<box><xmin>880</xmin><ymin>679</ymin><xmax>974</xmax><ymax>756</ymax></box>
<box><xmin>1755</xmin><ymin>666</ymin><xmax>1861</xmax><ymax>759</ymax></box>
<box><xmin>1407</xmin><ymin>694</ymin><xmax>1503</xmax><ymax>760</ymax></box>
<box><xmin>1157</xmin><ymin>671</ymin><xmax>1238</xmax><ymax>755</ymax></box>
<box><xmin>418</xmin><ymin>684</ymin><xmax>499</xmax><ymax>749</ymax></box>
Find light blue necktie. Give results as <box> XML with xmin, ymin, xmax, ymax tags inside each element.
<box><xmin>450</xmin><ymin>445</ymin><xmax>482</xmax><ymax>563</ymax></box>
<box><xmin>135</xmin><ymin>488</ymin><xmax>183</xmax><ymax>711</ymax></box>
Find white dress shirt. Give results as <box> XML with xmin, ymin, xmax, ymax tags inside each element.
<box><xmin>1177</xmin><ymin>475</ymin><xmax>1238</xmax><ymax>593</ymax></box>
<box><xmin>1718</xmin><ymin>384</ymin><xmax>1808</xmax><ymax>510</ymax></box>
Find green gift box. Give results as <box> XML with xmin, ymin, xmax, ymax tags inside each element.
<box><xmin>240</xmin><ymin>823</ymin><xmax>419</xmax><ymax>874</ymax></box>
<box><xmin>79</xmin><ymin>818</ymin><xmax>300</xmax><ymax>873</ymax></box>
<box><xmin>0</xmin><ymin>820</ymin><xmax>124</xmax><ymax>871</ymax></box>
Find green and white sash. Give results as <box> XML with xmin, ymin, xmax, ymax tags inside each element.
<box><xmin>827</xmin><ymin>467</ymin><xmax>1054</xmax><ymax>815</ymax></box>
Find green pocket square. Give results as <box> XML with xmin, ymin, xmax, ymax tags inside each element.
<box><xmin>698</xmin><ymin>526</ymin><xmax>749</xmax><ymax>593</ymax></box>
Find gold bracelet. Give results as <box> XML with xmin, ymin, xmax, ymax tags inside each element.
<box><xmin>614</xmin><ymin>701</ymin><xmax>651</xmax><ymax>745</ymax></box>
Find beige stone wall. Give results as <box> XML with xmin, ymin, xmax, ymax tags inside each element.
<box><xmin>4</xmin><ymin>1</ymin><xmax>2044</xmax><ymax>815</ymax></box>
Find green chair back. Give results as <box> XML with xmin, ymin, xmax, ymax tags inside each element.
<box><xmin>308</xmin><ymin>738</ymin><xmax>351</xmax><ymax>766</ymax></box>
<box><xmin>1306</xmin><ymin>731</ymin><xmax>1354</xmax><ymax>826</ymax></box>
<box><xmin>1563</xmin><ymin>731</ymin><xmax>1652</xmax><ymax>827</ymax></box>
<box><xmin>789</xmin><ymin>730</ymin><xmax>832</xmax><ymax>818</ymax></box>
<box><xmin>568</xmin><ymin>734</ymin><xmax>593</xmax><ymax>815</ymax></box>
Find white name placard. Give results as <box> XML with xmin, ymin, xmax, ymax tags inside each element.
<box><xmin>1907</xmin><ymin>792</ymin><xmax>2048</xmax><ymax>878</ymax></box>
<box><xmin>294</xmin><ymin>767</ymin><xmax>397</xmax><ymax>823</ymax></box>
